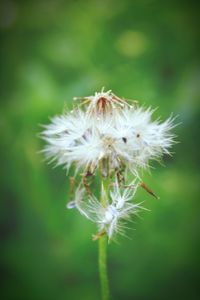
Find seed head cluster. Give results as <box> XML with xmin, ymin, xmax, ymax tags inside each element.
<box><xmin>41</xmin><ymin>89</ymin><xmax>175</xmax><ymax>240</ymax></box>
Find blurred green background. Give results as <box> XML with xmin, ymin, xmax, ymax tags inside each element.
<box><xmin>0</xmin><ymin>0</ymin><xmax>200</xmax><ymax>299</ymax></box>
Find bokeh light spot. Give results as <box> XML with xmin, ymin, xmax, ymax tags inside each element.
<box><xmin>116</xmin><ymin>30</ymin><xmax>148</xmax><ymax>57</ymax></box>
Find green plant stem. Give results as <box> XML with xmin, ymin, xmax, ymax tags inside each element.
<box><xmin>98</xmin><ymin>180</ymin><xmax>110</xmax><ymax>300</ymax></box>
<box><xmin>99</xmin><ymin>234</ymin><xmax>109</xmax><ymax>300</ymax></box>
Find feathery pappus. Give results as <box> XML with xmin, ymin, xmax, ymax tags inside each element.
<box><xmin>40</xmin><ymin>88</ymin><xmax>176</xmax><ymax>241</ymax></box>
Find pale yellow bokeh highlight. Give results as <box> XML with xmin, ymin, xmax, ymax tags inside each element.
<box><xmin>116</xmin><ymin>30</ymin><xmax>148</xmax><ymax>57</ymax></box>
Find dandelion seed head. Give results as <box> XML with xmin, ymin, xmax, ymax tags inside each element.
<box><xmin>41</xmin><ymin>89</ymin><xmax>177</xmax><ymax>241</ymax></box>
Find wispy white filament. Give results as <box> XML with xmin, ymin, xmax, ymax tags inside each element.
<box><xmin>76</xmin><ymin>180</ymin><xmax>143</xmax><ymax>240</ymax></box>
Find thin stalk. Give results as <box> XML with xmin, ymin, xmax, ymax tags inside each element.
<box><xmin>98</xmin><ymin>180</ymin><xmax>110</xmax><ymax>300</ymax></box>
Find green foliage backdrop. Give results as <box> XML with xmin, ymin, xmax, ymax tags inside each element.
<box><xmin>0</xmin><ymin>0</ymin><xmax>200</xmax><ymax>299</ymax></box>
